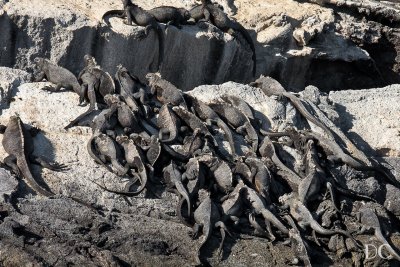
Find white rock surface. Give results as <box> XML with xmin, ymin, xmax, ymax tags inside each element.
<box><xmin>329</xmin><ymin>84</ymin><xmax>400</xmax><ymax>157</ymax></box>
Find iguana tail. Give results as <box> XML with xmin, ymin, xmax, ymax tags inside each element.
<box><xmin>17</xmin><ymin>157</ymin><xmax>54</xmax><ymax>197</ymax></box>
<box><xmin>235</xmin><ymin>23</ymin><xmax>256</xmax><ymax>77</ymax></box>
<box><xmin>154</xmin><ymin>23</ymin><xmax>164</xmax><ymax>70</ymax></box>
<box><xmin>87</xmin><ymin>135</ymin><xmax>114</xmax><ymax>174</ymax></box>
<box><xmin>102</xmin><ymin>9</ymin><xmax>125</xmax><ymax>26</ymax></box>
<box><xmin>216</xmin><ymin>119</ymin><xmax>236</xmax><ymax>155</ymax></box>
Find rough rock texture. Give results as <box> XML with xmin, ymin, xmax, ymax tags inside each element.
<box><xmin>329</xmin><ymin>85</ymin><xmax>400</xmax><ymax>157</ymax></box>
<box><xmin>0</xmin><ymin>66</ymin><xmax>399</xmax><ymax>264</ymax></box>
<box><xmin>0</xmin><ymin>0</ymin><xmax>254</xmax><ymax>91</ymax></box>
<box><xmin>1</xmin><ymin>0</ymin><xmax>400</xmax><ymax>92</ymax></box>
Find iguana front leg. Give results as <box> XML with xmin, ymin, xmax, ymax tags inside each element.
<box><xmin>3</xmin><ymin>155</ymin><xmax>21</xmax><ymax>177</ymax></box>
<box><xmin>42</xmin><ymin>83</ymin><xmax>63</xmax><ymax>93</ymax></box>
<box><xmin>34</xmin><ymin>71</ymin><xmax>46</xmax><ymax>82</ymax></box>
<box><xmin>29</xmin><ymin>155</ymin><xmax>68</xmax><ymax>171</ymax></box>
<box><xmin>0</xmin><ymin>124</ymin><xmax>6</xmax><ymax>133</ymax></box>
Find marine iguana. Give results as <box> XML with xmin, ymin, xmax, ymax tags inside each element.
<box><xmin>89</xmin><ymin>133</ymin><xmax>128</xmax><ymax>176</ymax></box>
<box><xmin>102</xmin><ymin>0</ymin><xmax>164</xmax><ymax>69</ymax></box>
<box><xmin>1</xmin><ymin>116</ymin><xmax>67</xmax><ymax>197</ymax></box>
<box><xmin>250</xmin><ymin>76</ymin><xmax>334</xmax><ymax>139</ymax></box>
<box><xmin>148</xmin><ymin>6</ymin><xmax>191</xmax><ymax>29</ymax></box>
<box><xmin>157</xmin><ymin>104</ymin><xmax>180</xmax><ymax>144</ymax></box>
<box><xmin>163</xmin><ymin>161</ymin><xmax>191</xmax><ymax>216</ymax></box>
<box><xmin>185</xmin><ymin>94</ymin><xmax>236</xmax><ymax>155</ymax></box>
<box><xmin>259</xmin><ymin>135</ymin><xmax>302</xmax><ymax>192</ymax></box>
<box><xmin>301</xmin><ymin>130</ymin><xmax>399</xmax><ymax>188</ymax></box>
<box><xmin>115</xmin><ymin>65</ymin><xmax>150</xmax><ymax>115</ymax></box>
<box><xmin>357</xmin><ymin>205</ymin><xmax>400</xmax><ymax>261</ymax></box>
<box><xmin>33</xmin><ymin>57</ymin><xmax>84</xmax><ymax>103</ymax></box>
<box><xmin>191</xmin><ymin>189</ymin><xmax>231</xmax><ymax>265</ymax></box>
<box><xmin>171</xmin><ymin>106</ymin><xmax>220</xmax><ymax>153</ymax></box>
<box><xmin>65</xmin><ymin>55</ymin><xmax>115</xmax><ymax>129</ymax></box>
<box><xmin>116</xmin><ymin>135</ymin><xmax>148</xmax><ymax>195</ymax></box>
<box><xmin>209</xmin><ymin>102</ymin><xmax>258</xmax><ymax>153</ymax></box>
<box><xmin>190</xmin><ymin>0</ymin><xmax>256</xmax><ymax>77</ymax></box>
<box><xmin>244</xmin><ymin>184</ymin><xmax>289</xmax><ymax>237</ymax></box>
<box><xmin>279</xmin><ymin>192</ymin><xmax>362</xmax><ymax>249</ymax></box>
<box><xmin>146</xmin><ymin>73</ymin><xmax>187</xmax><ymax>108</ymax></box>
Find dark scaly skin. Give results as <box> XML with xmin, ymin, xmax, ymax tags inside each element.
<box><xmin>148</xmin><ymin>6</ymin><xmax>191</xmax><ymax>29</ymax></box>
<box><xmin>244</xmin><ymin>185</ymin><xmax>289</xmax><ymax>236</ymax></box>
<box><xmin>280</xmin><ymin>193</ymin><xmax>362</xmax><ymax>249</ymax></box>
<box><xmin>65</xmin><ymin>55</ymin><xmax>116</xmax><ymax>129</ymax></box>
<box><xmin>115</xmin><ymin>66</ymin><xmax>144</xmax><ymax>113</ymax></box>
<box><xmin>171</xmin><ymin>106</ymin><xmax>218</xmax><ymax>147</ymax></box>
<box><xmin>33</xmin><ymin>57</ymin><xmax>83</xmax><ymax>102</ymax></box>
<box><xmin>301</xmin><ymin>130</ymin><xmax>400</xmax><ymax>187</ymax></box>
<box><xmin>259</xmin><ymin>135</ymin><xmax>301</xmax><ymax>191</ymax></box>
<box><xmin>102</xmin><ymin>0</ymin><xmax>164</xmax><ymax>69</ymax></box>
<box><xmin>210</xmin><ymin>159</ymin><xmax>233</xmax><ymax>193</ymax></box>
<box><xmin>192</xmin><ymin>190</ymin><xmax>230</xmax><ymax>265</ymax></box>
<box><xmin>116</xmin><ymin>135</ymin><xmax>148</xmax><ymax>195</ymax></box>
<box><xmin>245</xmin><ymin>157</ymin><xmax>272</xmax><ymax>204</ymax></box>
<box><xmin>185</xmin><ymin>94</ymin><xmax>236</xmax><ymax>155</ymax></box>
<box><xmin>298</xmin><ymin>139</ymin><xmax>323</xmax><ymax>206</ymax></box>
<box><xmin>146</xmin><ymin>73</ymin><xmax>187</xmax><ymax>108</ymax></box>
<box><xmin>191</xmin><ymin>0</ymin><xmax>256</xmax><ymax>77</ymax></box>
<box><xmin>209</xmin><ymin>102</ymin><xmax>258</xmax><ymax>153</ymax></box>
<box><xmin>93</xmin><ymin>134</ymin><xmax>128</xmax><ymax>176</ymax></box>
<box><xmin>358</xmin><ymin>205</ymin><xmax>400</xmax><ymax>261</ymax></box>
<box><xmin>163</xmin><ymin>161</ymin><xmax>191</xmax><ymax>216</ymax></box>
<box><xmin>157</xmin><ymin>104</ymin><xmax>180</xmax><ymax>144</ymax></box>
<box><xmin>221</xmin><ymin>95</ymin><xmax>255</xmax><ymax>122</ymax></box>
<box><xmin>221</xmin><ymin>180</ymin><xmax>246</xmax><ymax>224</ymax></box>
<box><xmin>1</xmin><ymin>116</ymin><xmax>67</xmax><ymax>197</ymax></box>
<box><xmin>284</xmin><ymin>214</ymin><xmax>312</xmax><ymax>267</ymax></box>
<box><xmin>250</xmin><ymin>76</ymin><xmax>334</xmax><ymax>139</ymax></box>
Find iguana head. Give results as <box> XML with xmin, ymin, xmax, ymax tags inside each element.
<box><xmin>33</xmin><ymin>57</ymin><xmax>46</xmax><ymax>67</ymax></box>
<box><xmin>83</xmin><ymin>55</ymin><xmax>96</xmax><ymax>67</ymax></box>
<box><xmin>116</xmin><ymin>65</ymin><xmax>129</xmax><ymax>80</ymax></box>
<box><xmin>179</xmin><ymin>8</ymin><xmax>191</xmax><ymax>20</ymax></box>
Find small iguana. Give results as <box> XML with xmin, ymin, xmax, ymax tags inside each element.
<box><xmin>33</xmin><ymin>57</ymin><xmax>84</xmax><ymax>104</ymax></box>
<box><xmin>146</xmin><ymin>73</ymin><xmax>187</xmax><ymax>108</ymax></box>
<box><xmin>190</xmin><ymin>0</ymin><xmax>256</xmax><ymax>77</ymax></box>
<box><xmin>250</xmin><ymin>76</ymin><xmax>334</xmax><ymax>139</ymax></box>
<box><xmin>157</xmin><ymin>104</ymin><xmax>180</xmax><ymax>144</ymax></box>
<box><xmin>163</xmin><ymin>161</ymin><xmax>191</xmax><ymax>216</ymax></box>
<box><xmin>357</xmin><ymin>205</ymin><xmax>400</xmax><ymax>261</ymax></box>
<box><xmin>192</xmin><ymin>189</ymin><xmax>231</xmax><ymax>265</ymax></box>
<box><xmin>65</xmin><ymin>55</ymin><xmax>116</xmax><ymax>129</ymax></box>
<box><xmin>209</xmin><ymin>102</ymin><xmax>258</xmax><ymax>152</ymax></box>
<box><xmin>148</xmin><ymin>6</ymin><xmax>191</xmax><ymax>29</ymax></box>
<box><xmin>185</xmin><ymin>94</ymin><xmax>236</xmax><ymax>155</ymax></box>
<box><xmin>279</xmin><ymin>193</ymin><xmax>362</xmax><ymax>249</ymax></box>
<box><xmin>115</xmin><ymin>65</ymin><xmax>150</xmax><ymax>116</ymax></box>
<box><xmin>102</xmin><ymin>0</ymin><xmax>164</xmax><ymax>69</ymax></box>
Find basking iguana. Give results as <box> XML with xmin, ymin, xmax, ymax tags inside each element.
<box><xmin>250</xmin><ymin>76</ymin><xmax>334</xmax><ymax>139</ymax></box>
<box><xmin>33</xmin><ymin>57</ymin><xmax>84</xmax><ymax>104</ymax></box>
<box><xmin>0</xmin><ymin>116</ymin><xmax>67</xmax><ymax>197</ymax></box>
<box><xmin>65</xmin><ymin>55</ymin><xmax>115</xmax><ymax>129</ymax></box>
<box><xmin>190</xmin><ymin>0</ymin><xmax>256</xmax><ymax>77</ymax></box>
<box><xmin>146</xmin><ymin>73</ymin><xmax>187</xmax><ymax>108</ymax></box>
<box><xmin>148</xmin><ymin>6</ymin><xmax>191</xmax><ymax>29</ymax></box>
<box><xmin>102</xmin><ymin>0</ymin><xmax>164</xmax><ymax>70</ymax></box>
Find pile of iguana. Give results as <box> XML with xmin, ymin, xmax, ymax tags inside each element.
<box><xmin>1</xmin><ymin>2</ymin><xmax>400</xmax><ymax>265</ymax></box>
